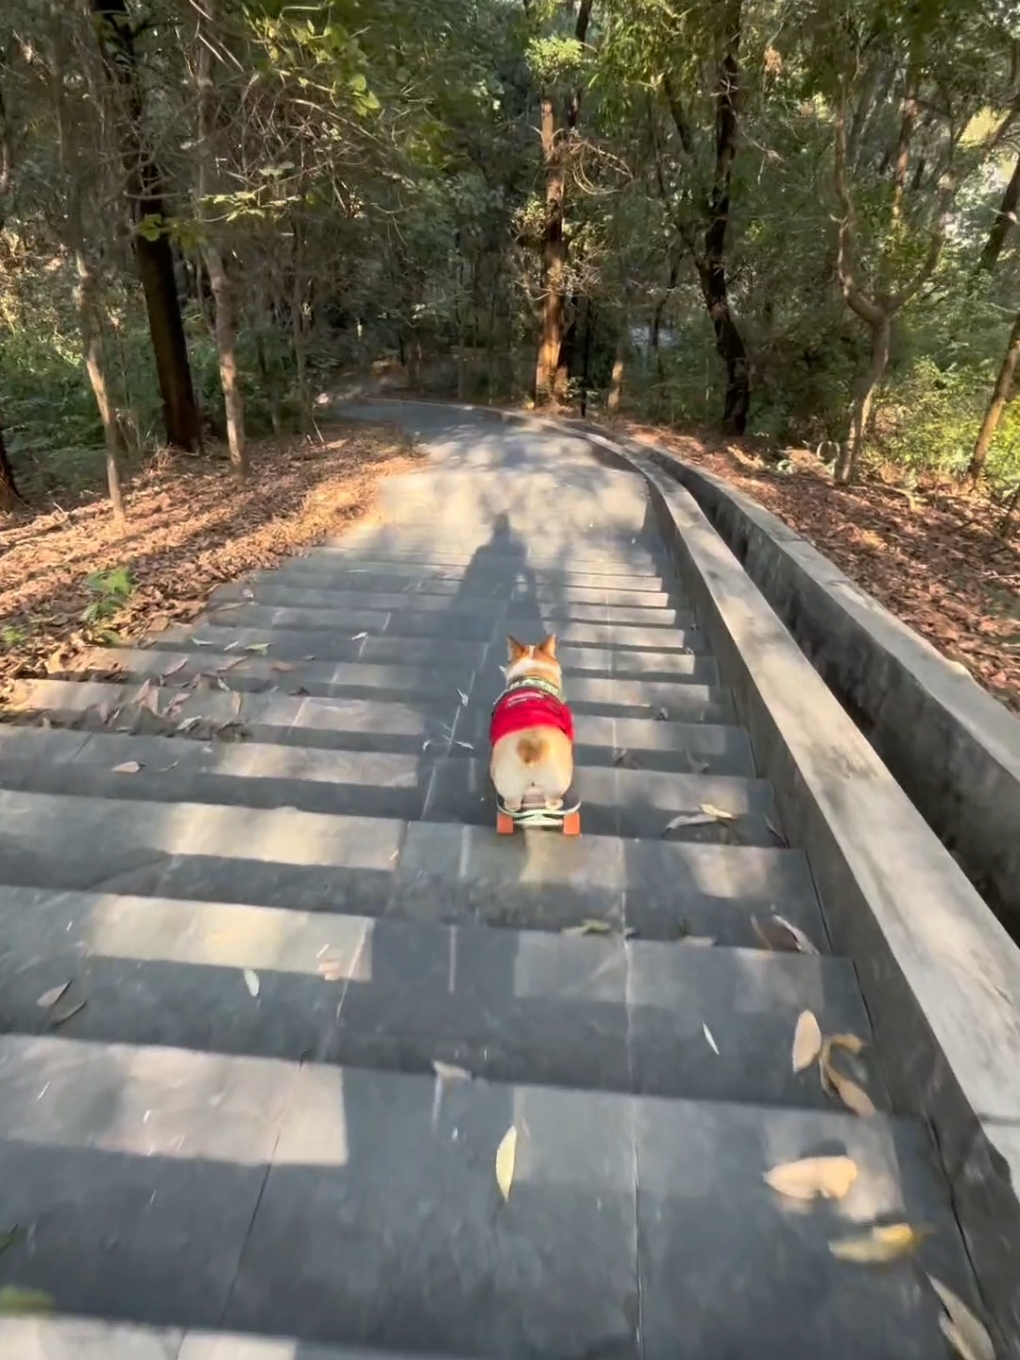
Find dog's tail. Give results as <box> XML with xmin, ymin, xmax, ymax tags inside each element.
<box><xmin>516</xmin><ymin>733</ymin><xmax>547</xmax><ymax>766</ymax></box>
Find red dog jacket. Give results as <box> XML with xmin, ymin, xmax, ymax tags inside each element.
<box><xmin>490</xmin><ymin>680</ymin><xmax>574</xmax><ymax>746</ymax></box>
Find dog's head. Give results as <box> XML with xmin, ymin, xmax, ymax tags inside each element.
<box><xmin>504</xmin><ymin>634</ymin><xmax>563</xmax><ymax>690</ymax></box>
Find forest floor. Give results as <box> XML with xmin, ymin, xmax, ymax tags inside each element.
<box><xmin>618</xmin><ymin>419</ymin><xmax>1020</xmax><ymax>714</ymax></box>
<box><xmin>0</xmin><ymin>421</ymin><xmax>419</xmax><ymax>704</ymax></box>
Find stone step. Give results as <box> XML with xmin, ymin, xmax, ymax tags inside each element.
<box><xmin>0</xmin><ymin>732</ymin><xmax>769</xmax><ymax>841</ymax></box>
<box><xmin>206</xmin><ymin>601</ymin><xmax>692</xmax><ymax>639</ymax></box>
<box><xmin>292</xmin><ymin>553</ymin><xmax>670</xmax><ymax>588</ymax></box>
<box><xmin>0</xmin><ymin>1034</ymin><xmax>971</xmax><ymax>1359</ymax></box>
<box><xmin>144</xmin><ymin>628</ymin><xmax>713</xmax><ymax>668</ymax></box>
<box><xmin>271</xmin><ymin>563</ymin><xmax>675</xmax><ymax>605</ymax></box>
<box><xmin>1</xmin><ymin>1316</ymin><xmax>433</xmax><ymax>1360</ymax></box>
<box><xmin>0</xmin><ymin>886</ymin><xmax>874</xmax><ymax>1107</ymax></box>
<box><xmin>5</xmin><ymin>680</ymin><xmax>737</xmax><ymax>760</ymax></box>
<box><xmin>310</xmin><ymin>541</ymin><xmax>664</xmax><ymax>574</ymax></box>
<box><xmin>0</xmin><ymin>790</ymin><xmax>825</xmax><ymax>944</ymax></box>
<box><xmin>65</xmin><ymin>646</ymin><xmax>722</xmax><ymax>703</ymax></box>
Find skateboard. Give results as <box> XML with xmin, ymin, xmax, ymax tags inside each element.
<box><xmin>495</xmin><ymin>794</ymin><xmax>581</xmax><ymax>837</ymax></box>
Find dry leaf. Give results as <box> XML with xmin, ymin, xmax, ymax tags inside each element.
<box><xmin>351</xmin><ymin>631</ymin><xmax>368</xmax><ymax>641</ymax></box>
<box><xmin>829</xmin><ymin>1222</ymin><xmax>930</xmax><ymax>1263</ymax></box>
<box><xmin>177</xmin><ymin>716</ymin><xmax>201</xmax><ymax>734</ymax></box>
<box><xmin>769</xmin><ymin>913</ymin><xmax>819</xmax><ymax>955</ymax></box>
<box><xmin>562</xmin><ymin>919</ymin><xmax>612</xmax><ymax>936</ymax></box>
<box><xmin>792</xmin><ymin>1010</ymin><xmax>823</xmax><ymax>1073</ymax></box>
<box><xmin>218</xmin><ymin>657</ymin><xmax>246</xmax><ymax>673</ymax></box>
<box><xmin>495</xmin><ymin>1125</ymin><xmax>517</xmax><ymax>1201</ymax></box>
<box><xmin>663</xmin><ymin>811</ymin><xmax>715</xmax><ymax>833</ymax></box>
<box><xmin>243</xmin><ymin>968</ymin><xmax>260</xmax><ymax>997</ymax></box>
<box><xmin>161</xmin><ymin>657</ymin><xmax>189</xmax><ymax>680</ymax></box>
<box><xmin>271</xmin><ymin>661</ymin><xmax>296</xmax><ymax>673</ymax></box>
<box><xmin>828</xmin><ymin>1032</ymin><xmax>866</xmax><ymax>1055</ymax></box>
<box><xmin>317</xmin><ymin>960</ymin><xmax>347</xmax><ymax>981</ymax></box>
<box><xmin>245</xmin><ymin>642</ymin><xmax>270</xmax><ymax>654</ymax></box>
<box><xmin>929</xmin><ymin>1277</ymin><xmax>995</xmax><ymax>1360</ymax></box>
<box><xmin>765</xmin><ymin>816</ymin><xmax>788</xmax><ymax>846</ymax></box>
<box><xmin>49</xmin><ymin>998</ymin><xmax>87</xmax><ymax>1028</ymax></box>
<box><xmin>764</xmin><ymin>1155</ymin><xmax>858</xmax><ymax>1201</ymax></box>
<box><xmin>432</xmin><ymin>1060</ymin><xmax>471</xmax><ymax>1083</ymax></box>
<box><xmin>131</xmin><ymin>678</ymin><xmax>154</xmax><ymax>706</ymax></box>
<box><xmin>0</xmin><ymin>1286</ymin><xmax>54</xmax><ymax>1315</ymax></box>
<box><xmin>700</xmin><ymin>802</ymin><xmax>737</xmax><ymax>821</ymax></box>
<box><xmin>457</xmin><ymin>688</ymin><xmax>469</xmax><ymax>706</ymax></box>
<box><xmin>36</xmin><ymin>983</ymin><xmax>71</xmax><ymax>1010</ymax></box>
<box><xmin>824</xmin><ymin>1058</ymin><xmax>876</xmax><ymax>1118</ymax></box>
<box><xmin>111</xmin><ymin>760</ymin><xmax>142</xmax><ymax>774</ymax></box>
<box><xmin>613</xmin><ymin>749</ymin><xmax>637</xmax><ymax>768</ymax></box>
<box><xmin>455</xmin><ymin>740</ymin><xmax>474</xmax><ymax>750</ymax></box>
<box><xmin>703</xmin><ymin>1022</ymin><xmax>720</xmax><ymax>1055</ymax></box>
<box><xmin>96</xmin><ymin>702</ymin><xmax>112</xmax><ymax>724</ymax></box>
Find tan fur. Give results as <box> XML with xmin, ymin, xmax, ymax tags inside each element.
<box><xmin>490</xmin><ymin>634</ymin><xmax>574</xmax><ymax>813</ymax></box>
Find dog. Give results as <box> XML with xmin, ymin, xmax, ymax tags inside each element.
<box><xmin>489</xmin><ymin>634</ymin><xmax>574</xmax><ymax>815</ymax></box>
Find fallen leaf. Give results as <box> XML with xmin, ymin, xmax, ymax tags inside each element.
<box><xmin>36</xmin><ymin>983</ymin><xmax>71</xmax><ymax>1009</ymax></box>
<box><xmin>245</xmin><ymin>642</ymin><xmax>270</xmax><ymax>654</ymax></box>
<box><xmin>689</xmin><ymin>758</ymin><xmax>710</xmax><ymax>774</ymax></box>
<box><xmin>769</xmin><ymin>913</ymin><xmax>820</xmax><ymax>955</ymax></box>
<box><xmin>655</xmin><ymin>706</ymin><xmax>669</xmax><ymax>720</ymax></box>
<box><xmin>824</xmin><ymin>1054</ymin><xmax>876</xmax><ymax>1118</ymax></box>
<box><xmin>432</xmin><ymin>1060</ymin><xmax>471</xmax><ymax>1082</ymax></box>
<box><xmin>455</xmin><ymin>740</ymin><xmax>474</xmax><ymax>750</ymax></box>
<box><xmin>764</xmin><ymin>1155</ymin><xmax>858</xmax><ymax>1201</ymax></box>
<box><xmin>703</xmin><ymin>1022</ymin><xmax>720</xmax><ymax>1055</ymax></box>
<box><xmin>243</xmin><ymin>968</ymin><xmax>260</xmax><ymax>997</ymax></box>
<box><xmin>613</xmin><ymin>748</ymin><xmax>636</xmax><ymax>768</ymax></box>
<box><xmin>176</xmin><ymin>716</ymin><xmax>201</xmax><ymax>734</ymax></box>
<box><xmin>49</xmin><ymin>998</ymin><xmax>87</xmax><ymax>1028</ymax></box>
<box><xmin>929</xmin><ymin>1277</ymin><xmax>995</xmax><ymax>1360</ymax></box>
<box><xmin>96</xmin><ymin>702</ymin><xmax>112</xmax><ymax>724</ymax></box>
<box><xmin>700</xmin><ymin>802</ymin><xmax>737</xmax><ymax>821</ymax></box>
<box><xmin>0</xmin><ymin>1286</ymin><xmax>54</xmax><ymax>1315</ymax></box>
<box><xmin>792</xmin><ymin>1010</ymin><xmax>823</xmax><ymax>1073</ymax></box>
<box><xmin>317</xmin><ymin>960</ymin><xmax>347</xmax><ymax>981</ymax></box>
<box><xmin>111</xmin><ymin>760</ymin><xmax>142</xmax><ymax>774</ymax></box>
<box><xmin>765</xmin><ymin>816</ymin><xmax>788</xmax><ymax>846</ymax></box>
<box><xmin>131</xmin><ymin>678</ymin><xmax>154</xmax><ymax>706</ymax></box>
<box><xmin>561</xmin><ymin>919</ymin><xmax>612</xmax><ymax>936</ymax></box>
<box><xmin>828</xmin><ymin>1032</ymin><xmax>866</xmax><ymax>1055</ymax></box>
<box><xmin>457</xmin><ymin>688</ymin><xmax>469</xmax><ymax>706</ymax></box>
<box><xmin>160</xmin><ymin>657</ymin><xmax>189</xmax><ymax>680</ymax></box>
<box><xmin>663</xmin><ymin>811</ymin><xmax>715</xmax><ymax>833</ymax></box>
<box><xmin>495</xmin><ymin>1125</ymin><xmax>518</xmax><ymax>1201</ymax></box>
<box><xmin>351</xmin><ymin>631</ymin><xmax>368</xmax><ymax>641</ymax></box>
<box><xmin>829</xmin><ymin>1222</ymin><xmax>931</xmax><ymax>1263</ymax></box>
<box><xmin>218</xmin><ymin>657</ymin><xmax>246</xmax><ymax>673</ymax></box>
<box><xmin>271</xmin><ymin>661</ymin><xmax>296</xmax><ymax>673</ymax></box>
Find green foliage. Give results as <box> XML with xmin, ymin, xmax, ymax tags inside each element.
<box><xmin>81</xmin><ymin>565</ymin><xmax>134</xmax><ymax>628</ymax></box>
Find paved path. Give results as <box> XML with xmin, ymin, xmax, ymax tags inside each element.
<box><xmin>0</xmin><ymin>407</ymin><xmax>975</xmax><ymax>1358</ymax></box>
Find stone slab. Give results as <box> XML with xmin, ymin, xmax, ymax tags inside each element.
<box><xmin>0</xmin><ymin>885</ymin><xmax>868</xmax><ymax>1105</ymax></box>
<box><xmin>0</xmin><ymin>788</ymin><xmax>823</xmax><ymax>943</ymax></box>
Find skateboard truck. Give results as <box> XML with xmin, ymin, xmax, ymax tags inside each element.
<box><xmin>496</xmin><ymin>794</ymin><xmax>581</xmax><ymax>837</ymax></box>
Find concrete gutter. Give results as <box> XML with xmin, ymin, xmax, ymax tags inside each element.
<box><xmin>337</xmin><ymin>400</ymin><xmax>1020</xmax><ymax>1354</ymax></box>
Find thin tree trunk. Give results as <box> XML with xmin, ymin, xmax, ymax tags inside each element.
<box><xmin>90</xmin><ymin>0</ymin><xmax>200</xmax><ymax>451</ymax></box>
<box><xmin>0</xmin><ymin>412</ymin><xmax>23</xmax><ymax>511</ymax></box>
<box><xmin>835</xmin><ymin>312</ymin><xmax>891</xmax><ymax>484</ymax></box>
<box><xmin>978</xmin><ymin>153</ymin><xmax>1020</xmax><ymax>274</ymax></box>
<box><xmin>968</xmin><ymin>309</ymin><xmax>1020</xmax><ymax>482</ymax></box>
<box><xmin>534</xmin><ymin>95</ymin><xmax>565</xmax><ymax>402</ymax></box>
<box><xmin>999</xmin><ymin>479</ymin><xmax>1020</xmax><ymax>538</ymax></box>
<box><xmin>75</xmin><ymin>253</ymin><xmax>126</xmax><ymax>522</ymax></box>
<box><xmin>606</xmin><ymin>330</ymin><xmax>627</xmax><ymax>414</ymax></box>
<box><xmin>197</xmin><ymin>26</ymin><xmax>246</xmax><ymax>474</ymax></box>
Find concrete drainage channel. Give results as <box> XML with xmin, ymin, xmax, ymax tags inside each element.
<box><xmin>0</xmin><ymin>399</ymin><xmax>1016</xmax><ymax>1360</ymax></box>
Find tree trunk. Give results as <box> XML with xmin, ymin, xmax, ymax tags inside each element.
<box><xmin>197</xmin><ymin>25</ymin><xmax>246</xmax><ymax>474</ymax></box>
<box><xmin>835</xmin><ymin>311</ymin><xmax>891</xmax><ymax>485</ymax></box>
<box><xmin>978</xmin><ymin>153</ymin><xmax>1020</xmax><ymax>274</ymax></box>
<box><xmin>0</xmin><ymin>412</ymin><xmax>23</xmax><ymax>512</ymax></box>
<box><xmin>968</xmin><ymin>309</ymin><xmax>1020</xmax><ymax>482</ymax></box>
<box><xmin>534</xmin><ymin>95</ymin><xmax>565</xmax><ymax>403</ymax></box>
<box><xmin>703</xmin><ymin>0</ymin><xmax>749</xmax><ymax>435</ymax></box>
<box><xmin>606</xmin><ymin>329</ymin><xmax>627</xmax><ymax>413</ymax></box>
<box><xmin>75</xmin><ymin>252</ymin><xmax>126</xmax><ymax>522</ymax></box>
<box><xmin>90</xmin><ymin>0</ymin><xmax>200</xmax><ymax>451</ymax></box>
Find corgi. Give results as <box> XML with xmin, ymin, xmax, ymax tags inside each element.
<box><xmin>489</xmin><ymin>634</ymin><xmax>574</xmax><ymax>815</ymax></box>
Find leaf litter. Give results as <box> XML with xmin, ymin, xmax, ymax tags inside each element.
<box><xmin>764</xmin><ymin>1155</ymin><xmax>858</xmax><ymax>1201</ymax></box>
<box><xmin>702</xmin><ymin>1022</ymin><xmax>720</xmax><ymax>1055</ymax></box>
<box><xmin>36</xmin><ymin>983</ymin><xmax>71</xmax><ymax>1010</ymax></box>
<box><xmin>829</xmin><ymin>1222</ymin><xmax>932</xmax><ymax>1263</ymax></box>
<box><xmin>791</xmin><ymin>1010</ymin><xmax>823</xmax><ymax>1072</ymax></box>
<box><xmin>243</xmin><ymin>968</ymin><xmax>261</xmax><ymax>998</ymax></box>
<box><xmin>928</xmin><ymin>1277</ymin><xmax>996</xmax><ymax>1360</ymax></box>
<box><xmin>495</xmin><ymin>1125</ymin><xmax>518</xmax><ymax>1201</ymax></box>
<box><xmin>111</xmin><ymin>760</ymin><xmax>142</xmax><ymax>774</ymax></box>
<box><xmin>432</xmin><ymin>1060</ymin><xmax>471</xmax><ymax>1083</ymax></box>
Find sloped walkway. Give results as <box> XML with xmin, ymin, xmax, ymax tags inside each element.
<box><xmin>0</xmin><ymin>407</ymin><xmax>976</xmax><ymax>1359</ymax></box>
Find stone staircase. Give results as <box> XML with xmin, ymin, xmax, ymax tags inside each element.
<box><xmin>0</xmin><ymin>412</ymin><xmax>980</xmax><ymax>1358</ymax></box>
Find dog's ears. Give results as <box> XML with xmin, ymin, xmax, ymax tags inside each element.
<box><xmin>538</xmin><ymin>633</ymin><xmax>558</xmax><ymax>659</ymax></box>
<box><xmin>506</xmin><ymin>635</ymin><xmax>528</xmax><ymax>661</ymax></box>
